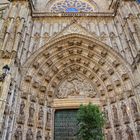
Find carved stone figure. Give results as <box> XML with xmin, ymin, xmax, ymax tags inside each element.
<box><xmin>103</xmin><ymin>108</ymin><xmax>111</xmax><ymax>128</ymax></box>
<box><xmin>106</xmin><ymin>130</ymin><xmax>113</xmax><ymax>140</ymax></box>
<box><xmin>112</xmin><ymin>105</ymin><xmax>119</xmax><ymax>126</ymax></box>
<box><xmin>121</xmin><ymin>102</ymin><xmax>130</xmax><ymax>123</ymax></box>
<box><xmin>126</xmin><ymin>125</ymin><xmax>134</xmax><ymax>140</ymax></box>
<box><xmin>38</xmin><ymin>107</ymin><xmax>44</xmax><ymax>128</ymax></box>
<box><xmin>131</xmin><ymin>98</ymin><xmax>140</xmax><ymax>121</ymax></box>
<box><xmin>36</xmin><ymin>130</ymin><xmax>42</xmax><ymax>140</ymax></box>
<box><xmin>115</xmin><ymin>127</ymin><xmax>122</xmax><ymax>140</ymax></box>
<box><xmin>19</xmin><ymin>100</ymin><xmax>25</xmax><ymax>115</ymax></box>
<box><xmin>46</xmin><ymin>108</ymin><xmax>51</xmax><ymax>130</ymax></box>
<box><xmin>136</xmin><ymin>121</ymin><xmax>140</xmax><ymax>138</ymax></box>
<box><xmin>45</xmin><ymin>132</ymin><xmax>50</xmax><ymax>140</ymax></box>
<box><xmin>30</xmin><ymin>93</ymin><xmax>37</xmax><ymax>102</ymax></box>
<box><xmin>17</xmin><ymin>100</ymin><xmax>25</xmax><ymax>124</ymax></box>
<box><xmin>26</xmin><ymin>128</ymin><xmax>34</xmax><ymax>140</ymax></box>
<box><xmin>28</xmin><ymin>103</ymin><xmax>35</xmax><ymax>126</ymax></box>
<box><xmin>14</xmin><ymin>126</ymin><xmax>22</xmax><ymax>140</ymax></box>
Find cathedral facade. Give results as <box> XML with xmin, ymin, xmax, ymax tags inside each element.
<box><xmin>0</xmin><ymin>0</ymin><xmax>140</xmax><ymax>140</ymax></box>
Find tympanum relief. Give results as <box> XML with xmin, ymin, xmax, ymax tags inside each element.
<box><xmin>56</xmin><ymin>73</ymin><xmax>96</xmax><ymax>99</ymax></box>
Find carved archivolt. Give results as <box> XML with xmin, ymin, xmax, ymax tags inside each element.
<box><xmin>18</xmin><ymin>34</ymin><xmax>138</xmax><ymax>140</ymax></box>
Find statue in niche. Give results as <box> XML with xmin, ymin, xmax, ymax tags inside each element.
<box><xmin>38</xmin><ymin>107</ymin><xmax>44</xmax><ymax>128</ymax></box>
<box><xmin>14</xmin><ymin>126</ymin><xmax>22</xmax><ymax>140</ymax></box>
<box><xmin>112</xmin><ymin>105</ymin><xmax>119</xmax><ymax>126</ymax></box>
<box><xmin>30</xmin><ymin>92</ymin><xmax>37</xmax><ymax>102</ymax></box>
<box><xmin>131</xmin><ymin>98</ymin><xmax>140</xmax><ymax>121</ymax></box>
<box><xmin>136</xmin><ymin>121</ymin><xmax>140</xmax><ymax>138</ymax></box>
<box><xmin>115</xmin><ymin>127</ymin><xmax>122</xmax><ymax>140</ymax></box>
<box><xmin>106</xmin><ymin>130</ymin><xmax>113</xmax><ymax>140</ymax></box>
<box><xmin>121</xmin><ymin>102</ymin><xmax>130</xmax><ymax>123</ymax></box>
<box><xmin>26</xmin><ymin>128</ymin><xmax>34</xmax><ymax>140</ymax></box>
<box><xmin>36</xmin><ymin>130</ymin><xmax>42</xmax><ymax>140</ymax></box>
<box><xmin>103</xmin><ymin>108</ymin><xmax>110</xmax><ymax>128</ymax></box>
<box><xmin>17</xmin><ymin>100</ymin><xmax>25</xmax><ymax>124</ymax></box>
<box><xmin>28</xmin><ymin>103</ymin><xmax>35</xmax><ymax>126</ymax></box>
<box><xmin>126</xmin><ymin>125</ymin><xmax>134</xmax><ymax>140</ymax></box>
<box><xmin>46</xmin><ymin>108</ymin><xmax>51</xmax><ymax>130</ymax></box>
<box><xmin>45</xmin><ymin>132</ymin><xmax>50</xmax><ymax>140</ymax></box>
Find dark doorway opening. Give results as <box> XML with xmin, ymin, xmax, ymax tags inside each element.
<box><xmin>54</xmin><ymin>109</ymin><xmax>78</xmax><ymax>140</ymax></box>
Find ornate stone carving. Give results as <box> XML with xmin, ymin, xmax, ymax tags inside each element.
<box><xmin>107</xmin><ymin>84</ymin><xmax>113</xmax><ymax>92</ymax></box>
<box><xmin>103</xmin><ymin>108</ymin><xmax>111</xmax><ymax>128</ymax></box>
<box><xmin>77</xmin><ymin>48</ymin><xmax>82</xmax><ymax>54</ymax></box>
<box><xmin>112</xmin><ymin>105</ymin><xmax>119</xmax><ymax>126</ymax></box>
<box><xmin>33</xmin><ymin>61</ymin><xmax>39</xmax><ymax>69</ymax></box>
<box><xmin>115</xmin><ymin>127</ymin><xmax>122</xmax><ymax>140</ymax></box>
<box><xmin>30</xmin><ymin>93</ymin><xmax>37</xmax><ymax>102</ymax></box>
<box><xmin>26</xmin><ymin>128</ymin><xmax>34</xmax><ymax>140</ymax></box>
<box><xmin>106</xmin><ymin>130</ymin><xmax>113</xmax><ymax>140</ymax></box>
<box><xmin>36</xmin><ymin>130</ymin><xmax>42</xmax><ymax>140</ymax></box>
<box><xmin>57</xmin><ymin>73</ymin><xmax>95</xmax><ymax>99</ymax></box>
<box><xmin>101</xmin><ymin>50</ymin><xmax>107</xmax><ymax>57</ymax></box>
<box><xmin>46</xmin><ymin>60</ymin><xmax>53</xmax><ymax>67</ymax></box>
<box><xmin>87</xmin><ymin>52</ymin><xmax>94</xmax><ymax>58</ymax></box>
<box><xmin>14</xmin><ymin>126</ymin><xmax>22</xmax><ymax>140</ymax></box>
<box><xmin>112</xmin><ymin>60</ymin><xmax>120</xmax><ymax>67</ymax></box>
<box><xmin>21</xmin><ymin>92</ymin><xmax>28</xmax><ymax>99</ymax></box>
<box><xmin>38</xmin><ymin>69</ymin><xmax>44</xmax><ymax>76</ymax></box>
<box><xmin>93</xmin><ymin>66</ymin><xmax>99</xmax><ymax>72</ymax></box>
<box><xmin>24</xmin><ymin>75</ymin><xmax>32</xmax><ymax>82</ymax></box>
<box><xmin>38</xmin><ymin>96</ymin><xmax>45</xmax><ymax>105</ymax></box>
<box><xmin>98</xmin><ymin>58</ymin><xmax>105</xmax><ymax>65</ymax></box>
<box><xmin>88</xmin><ymin>44</ymin><xmax>95</xmax><ymax>50</ymax></box>
<box><xmin>126</xmin><ymin>125</ymin><xmax>134</xmax><ymax>140</ymax></box>
<box><xmin>45</xmin><ymin>75</ymin><xmax>51</xmax><ymax>83</ymax></box>
<box><xmin>17</xmin><ymin>100</ymin><xmax>25</xmax><ymax>124</ymax></box>
<box><xmin>38</xmin><ymin>107</ymin><xmax>44</xmax><ymax>128</ymax></box>
<box><xmin>45</xmin><ymin>132</ymin><xmax>51</xmax><ymax>140</ymax></box>
<box><xmin>136</xmin><ymin>121</ymin><xmax>140</xmax><ymax>138</ymax></box>
<box><xmin>131</xmin><ymin>99</ymin><xmax>140</xmax><ymax>121</ymax></box>
<box><xmin>28</xmin><ymin>103</ymin><xmax>35</xmax><ymax>126</ymax></box>
<box><xmin>46</xmin><ymin>108</ymin><xmax>51</xmax><ymax>130</ymax></box>
<box><xmin>108</xmin><ymin>69</ymin><xmax>114</xmax><ymax>75</ymax></box>
<box><xmin>122</xmin><ymin>73</ymin><xmax>129</xmax><ymax>81</ymax></box>
<box><xmin>121</xmin><ymin>102</ymin><xmax>130</xmax><ymax>123</ymax></box>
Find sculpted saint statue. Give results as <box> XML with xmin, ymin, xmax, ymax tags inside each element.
<box><xmin>131</xmin><ymin>98</ymin><xmax>140</xmax><ymax>120</ymax></box>
<box><xmin>36</xmin><ymin>130</ymin><xmax>42</xmax><ymax>140</ymax></box>
<box><xmin>19</xmin><ymin>100</ymin><xmax>25</xmax><ymax>115</ymax></box>
<box><xmin>26</xmin><ymin>128</ymin><xmax>34</xmax><ymax>140</ymax></box>
<box><xmin>38</xmin><ymin>107</ymin><xmax>44</xmax><ymax>128</ymax></box>
<box><xmin>38</xmin><ymin>107</ymin><xmax>44</xmax><ymax>120</ymax></box>
<box><xmin>14</xmin><ymin>126</ymin><xmax>22</xmax><ymax>140</ymax></box>
<box><xmin>106</xmin><ymin>130</ymin><xmax>113</xmax><ymax>140</ymax></box>
<box><xmin>115</xmin><ymin>128</ymin><xmax>122</xmax><ymax>140</ymax></box>
<box><xmin>18</xmin><ymin>100</ymin><xmax>25</xmax><ymax>124</ymax></box>
<box><xmin>126</xmin><ymin>125</ymin><xmax>134</xmax><ymax>140</ymax></box>
<box><xmin>121</xmin><ymin>102</ymin><xmax>129</xmax><ymax>122</ymax></box>
<box><xmin>28</xmin><ymin>103</ymin><xmax>35</xmax><ymax>126</ymax></box>
<box><xmin>112</xmin><ymin>105</ymin><xmax>119</xmax><ymax>126</ymax></box>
